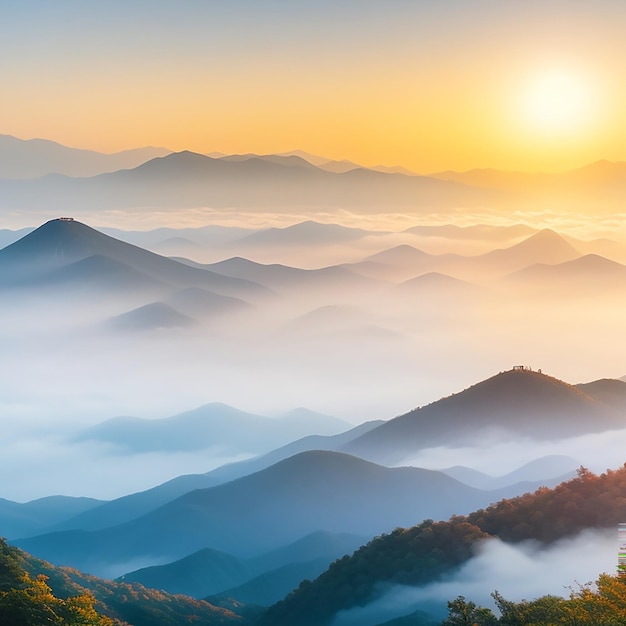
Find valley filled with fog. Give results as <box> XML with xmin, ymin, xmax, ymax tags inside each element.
<box><xmin>0</xmin><ymin>197</ymin><xmax>626</xmax><ymax>500</ymax></box>
<box><xmin>1</xmin><ymin>206</ymin><xmax>626</xmax><ymax>500</ymax></box>
<box><xmin>2</xmin><ymin>141</ymin><xmax>626</xmax><ymax>626</ymax></box>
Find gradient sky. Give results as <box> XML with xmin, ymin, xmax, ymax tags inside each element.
<box><xmin>2</xmin><ymin>0</ymin><xmax>626</xmax><ymax>173</ymax></box>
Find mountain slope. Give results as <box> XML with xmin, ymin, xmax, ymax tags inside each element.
<box><xmin>478</xmin><ymin>228</ymin><xmax>581</xmax><ymax>270</ymax></box>
<box><xmin>576</xmin><ymin>378</ymin><xmax>626</xmax><ymax>411</ymax></box>
<box><xmin>0</xmin><ymin>495</ymin><xmax>103</xmax><ymax>540</ymax></box>
<box><xmin>504</xmin><ymin>253</ymin><xmax>626</xmax><ymax>295</ymax></box>
<box><xmin>343</xmin><ymin>369</ymin><xmax>624</xmax><ymax>464</ymax></box>
<box><xmin>440</xmin><ymin>455</ymin><xmax>579</xmax><ymax>490</ymax></box>
<box><xmin>0</xmin><ymin>133</ymin><xmax>170</xmax><ymax>179</ymax></box>
<box><xmin>0</xmin><ymin>536</ymin><xmax>248</xmax><ymax>626</ymax></box>
<box><xmin>14</xmin><ymin>451</ymin><xmax>514</xmax><ymax>576</ymax></box>
<box><xmin>118</xmin><ymin>547</ymin><xmax>251</xmax><ymax>598</ymax></box>
<box><xmin>0</xmin><ymin>218</ymin><xmax>268</xmax><ymax>300</ymax></box>
<box><xmin>74</xmin><ymin>403</ymin><xmax>350</xmax><ymax>455</ymax></box>
<box><xmin>259</xmin><ymin>465</ymin><xmax>626</xmax><ymax>626</ymax></box>
<box><xmin>118</xmin><ymin>531</ymin><xmax>366</xmax><ymax>603</ymax></box>
<box><xmin>0</xmin><ymin>150</ymin><xmax>499</xmax><ymax>212</ymax></box>
<box><xmin>105</xmin><ymin>301</ymin><xmax>196</xmax><ymax>331</ymax></box>
<box><xmin>53</xmin><ymin>420</ymin><xmax>381</xmax><ymax>533</ymax></box>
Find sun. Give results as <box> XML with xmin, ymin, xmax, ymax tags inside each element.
<box><xmin>519</xmin><ymin>69</ymin><xmax>596</xmax><ymax>136</ymax></box>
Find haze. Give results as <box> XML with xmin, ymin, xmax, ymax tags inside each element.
<box><xmin>3</xmin><ymin>1</ymin><xmax>626</xmax><ymax>173</ymax></box>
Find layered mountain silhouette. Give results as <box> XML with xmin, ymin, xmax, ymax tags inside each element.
<box><xmin>0</xmin><ymin>133</ymin><xmax>170</xmax><ymax>179</ymax></box>
<box><xmin>3</xmin><ymin>136</ymin><xmax>626</xmax><ymax>213</ymax></box>
<box><xmin>53</xmin><ymin>420</ymin><xmax>381</xmax><ymax>533</ymax></box>
<box><xmin>204</xmin><ymin>256</ymin><xmax>380</xmax><ymax>294</ymax></box>
<box><xmin>118</xmin><ymin>530</ymin><xmax>365</xmax><ymax>603</ymax></box>
<box><xmin>0</xmin><ymin>150</ymin><xmax>497</xmax><ymax>212</ymax></box>
<box><xmin>504</xmin><ymin>253</ymin><xmax>626</xmax><ymax>295</ymax></box>
<box><xmin>430</xmin><ymin>160</ymin><xmax>626</xmax><ymax>212</ymax></box>
<box><xmin>440</xmin><ymin>454</ymin><xmax>579</xmax><ymax>490</ymax></box>
<box><xmin>14</xmin><ymin>451</ymin><xmax>518</xmax><ymax>576</ymax></box>
<box><xmin>404</xmin><ymin>223</ymin><xmax>536</xmax><ymax>242</ymax></box>
<box><xmin>0</xmin><ymin>218</ymin><xmax>268</xmax><ymax>301</ymax></box>
<box><xmin>234</xmin><ymin>220</ymin><xmax>375</xmax><ymax>247</ymax></box>
<box><xmin>394</xmin><ymin>272</ymin><xmax>485</xmax><ymax>302</ymax></box>
<box><xmin>74</xmin><ymin>402</ymin><xmax>350</xmax><ymax>455</ymax></box>
<box><xmin>576</xmin><ymin>378</ymin><xmax>626</xmax><ymax>411</ymax></box>
<box><xmin>105</xmin><ymin>301</ymin><xmax>196</xmax><ymax>331</ymax></box>
<box><xmin>350</xmin><ymin>229</ymin><xmax>581</xmax><ymax>283</ymax></box>
<box><xmin>118</xmin><ymin>547</ymin><xmax>251</xmax><ymax>598</ymax></box>
<box><xmin>0</xmin><ymin>495</ymin><xmax>103</xmax><ymax>540</ymax></box>
<box><xmin>477</xmin><ymin>228</ymin><xmax>581</xmax><ymax>270</ymax></box>
<box><xmin>343</xmin><ymin>369</ymin><xmax>626</xmax><ymax>464</ymax></box>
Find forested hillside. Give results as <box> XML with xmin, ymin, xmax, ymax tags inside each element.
<box><xmin>0</xmin><ymin>537</ymin><xmax>249</xmax><ymax>626</ymax></box>
<box><xmin>0</xmin><ymin>538</ymin><xmax>117</xmax><ymax>625</ymax></box>
<box><xmin>261</xmin><ymin>465</ymin><xmax>626</xmax><ymax>626</ymax></box>
<box><xmin>441</xmin><ymin>573</ymin><xmax>626</xmax><ymax>625</ymax></box>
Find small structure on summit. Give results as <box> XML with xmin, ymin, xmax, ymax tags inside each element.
<box><xmin>58</xmin><ymin>216</ymin><xmax>74</xmax><ymax>221</ymax></box>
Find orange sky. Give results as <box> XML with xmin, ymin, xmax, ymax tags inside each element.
<box><xmin>3</xmin><ymin>1</ymin><xmax>626</xmax><ymax>173</ymax></box>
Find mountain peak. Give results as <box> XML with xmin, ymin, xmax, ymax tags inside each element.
<box><xmin>0</xmin><ymin>218</ymin><xmax>108</xmax><ymax>263</ymax></box>
<box><xmin>343</xmin><ymin>367</ymin><xmax>623</xmax><ymax>464</ymax></box>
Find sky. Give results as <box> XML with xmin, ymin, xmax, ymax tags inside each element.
<box><xmin>2</xmin><ymin>0</ymin><xmax>626</xmax><ymax>173</ymax></box>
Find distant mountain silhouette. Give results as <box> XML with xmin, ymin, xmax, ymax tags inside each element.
<box><xmin>40</xmin><ymin>254</ymin><xmax>166</xmax><ymax>293</ymax></box>
<box><xmin>14</xmin><ymin>451</ymin><xmax>517</xmax><ymax>576</ymax></box>
<box><xmin>165</xmin><ymin>287</ymin><xmax>252</xmax><ymax>318</ymax></box>
<box><xmin>0</xmin><ymin>219</ymin><xmax>268</xmax><ymax>300</ymax></box>
<box><xmin>504</xmin><ymin>253</ymin><xmax>626</xmax><ymax>295</ymax></box>
<box><xmin>204</xmin><ymin>256</ymin><xmax>381</xmax><ymax>294</ymax></box>
<box><xmin>343</xmin><ymin>369</ymin><xmax>625</xmax><ymax>464</ymax></box>
<box><xmin>119</xmin><ymin>530</ymin><xmax>365</xmax><ymax>603</ymax></box>
<box><xmin>118</xmin><ymin>547</ymin><xmax>251</xmax><ymax>598</ymax></box>
<box><xmin>430</xmin><ymin>160</ymin><xmax>626</xmax><ymax>212</ymax></box>
<box><xmin>0</xmin><ymin>133</ymin><xmax>170</xmax><ymax>179</ymax></box>
<box><xmin>395</xmin><ymin>272</ymin><xmax>485</xmax><ymax>301</ymax></box>
<box><xmin>0</xmin><ymin>150</ymin><xmax>497</xmax><ymax>212</ymax></box>
<box><xmin>208</xmin><ymin>559</ymin><xmax>332</xmax><ymax>607</ymax></box>
<box><xmin>404</xmin><ymin>223</ymin><xmax>536</xmax><ymax>242</ymax></box>
<box><xmin>74</xmin><ymin>402</ymin><xmax>350</xmax><ymax>455</ymax></box>
<box><xmin>351</xmin><ymin>230</ymin><xmax>582</xmax><ymax>283</ymax></box>
<box><xmin>54</xmin><ymin>421</ymin><xmax>381</xmax><ymax>533</ymax></box>
<box><xmin>235</xmin><ymin>220</ymin><xmax>373</xmax><ymax>247</ymax></box>
<box><xmin>277</xmin><ymin>150</ymin><xmax>417</xmax><ymax>175</ymax></box>
<box><xmin>479</xmin><ymin>228</ymin><xmax>581</xmax><ymax>269</ymax></box>
<box><xmin>349</xmin><ymin>245</ymin><xmax>462</xmax><ymax>282</ymax></box>
<box><xmin>105</xmin><ymin>302</ymin><xmax>196</xmax><ymax>331</ymax></box>
<box><xmin>0</xmin><ymin>226</ymin><xmax>33</xmax><ymax>249</ymax></box>
<box><xmin>576</xmin><ymin>378</ymin><xmax>626</xmax><ymax>412</ymax></box>
<box><xmin>441</xmin><ymin>455</ymin><xmax>580</xmax><ymax>490</ymax></box>
<box><xmin>0</xmin><ymin>495</ymin><xmax>103</xmax><ymax>540</ymax></box>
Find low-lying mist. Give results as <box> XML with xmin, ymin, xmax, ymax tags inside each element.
<box><xmin>332</xmin><ymin>528</ymin><xmax>618</xmax><ymax>626</ymax></box>
<box><xmin>2</xmin><ymin>212</ymin><xmax>626</xmax><ymax>502</ymax></box>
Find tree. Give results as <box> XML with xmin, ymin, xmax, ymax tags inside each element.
<box><xmin>442</xmin><ymin>595</ymin><xmax>497</xmax><ymax>626</ymax></box>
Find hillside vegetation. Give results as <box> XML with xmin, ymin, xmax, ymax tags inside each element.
<box><xmin>442</xmin><ymin>573</ymin><xmax>626</xmax><ymax>625</ymax></box>
<box><xmin>0</xmin><ymin>537</ymin><xmax>248</xmax><ymax>626</ymax></box>
<box><xmin>261</xmin><ymin>465</ymin><xmax>626</xmax><ymax>626</ymax></box>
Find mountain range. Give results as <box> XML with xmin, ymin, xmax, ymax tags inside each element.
<box><xmin>0</xmin><ymin>133</ymin><xmax>170</xmax><ymax>179</ymax></box>
<box><xmin>343</xmin><ymin>368</ymin><xmax>626</xmax><ymax>464</ymax></box>
<box><xmin>74</xmin><ymin>403</ymin><xmax>350</xmax><ymax>455</ymax></box>
<box><xmin>14</xmin><ymin>450</ymin><xmax>527</xmax><ymax>577</ymax></box>
<box><xmin>0</xmin><ymin>148</ymin><xmax>498</xmax><ymax>213</ymax></box>
<box><xmin>1</xmin><ymin>134</ymin><xmax>626</xmax><ymax>216</ymax></box>
<box><xmin>0</xmin><ymin>218</ymin><xmax>269</xmax><ymax>304</ymax></box>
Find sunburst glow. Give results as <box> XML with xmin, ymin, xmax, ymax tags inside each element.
<box><xmin>520</xmin><ymin>70</ymin><xmax>596</xmax><ymax>136</ymax></box>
